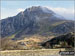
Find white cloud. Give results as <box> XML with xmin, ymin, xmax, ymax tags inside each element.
<box><xmin>45</xmin><ymin>6</ymin><xmax>74</xmax><ymax>14</ymax></box>
<box><xmin>17</xmin><ymin>8</ymin><xmax>25</xmax><ymax>12</ymax></box>
<box><xmin>45</xmin><ymin>6</ymin><xmax>74</xmax><ymax>20</ymax></box>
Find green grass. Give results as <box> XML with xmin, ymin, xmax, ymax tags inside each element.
<box><xmin>52</xmin><ymin>21</ymin><xmax>66</xmax><ymax>26</ymax></box>
<box><xmin>8</xmin><ymin>34</ymin><xmax>15</xmax><ymax>39</ymax></box>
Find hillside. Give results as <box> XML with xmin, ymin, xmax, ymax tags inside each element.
<box><xmin>42</xmin><ymin>32</ymin><xmax>74</xmax><ymax>48</ymax></box>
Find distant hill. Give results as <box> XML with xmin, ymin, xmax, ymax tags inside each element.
<box><xmin>0</xmin><ymin>6</ymin><xmax>74</xmax><ymax>40</ymax></box>
<box><xmin>42</xmin><ymin>32</ymin><xmax>74</xmax><ymax>48</ymax></box>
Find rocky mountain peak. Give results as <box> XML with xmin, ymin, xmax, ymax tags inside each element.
<box><xmin>1</xmin><ymin>6</ymin><xmax>74</xmax><ymax>39</ymax></box>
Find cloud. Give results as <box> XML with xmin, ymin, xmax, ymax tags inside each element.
<box><xmin>45</xmin><ymin>6</ymin><xmax>74</xmax><ymax>20</ymax></box>
<box><xmin>45</xmin><ymin>6</ymin><xmax>74</xmax><ymax>14</ymax></box>
<box><xmin>17</xmin><ymin>8</ymin><xmax>25</xmax><ymax>12</ymax></box>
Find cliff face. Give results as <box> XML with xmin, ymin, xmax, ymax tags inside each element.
<box><xmin>0</xmin><ymin>6</ymin><xmax>74</xmax><ymax>39</ymax></box>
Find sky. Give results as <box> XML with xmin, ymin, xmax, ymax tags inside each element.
<box><xmin>1</xmin><ymin>0</ymin><xmax>75</xmax><ymax>20</ymax></box>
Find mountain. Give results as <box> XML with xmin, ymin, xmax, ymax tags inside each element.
<box><xmin>0</xmin><ymin>6</ymin><xmax>74</xmax><ymax>40</ymax></box>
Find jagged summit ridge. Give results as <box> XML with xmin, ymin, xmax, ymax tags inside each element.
<box><xmin>24</xmin><ymin>6</ymin><xmax>54</xmax><ymax>14</ymax></box>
